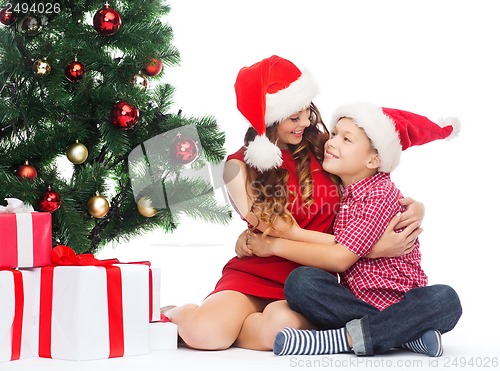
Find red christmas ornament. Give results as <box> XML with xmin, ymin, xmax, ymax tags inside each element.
<box><xmin>143</xmin><ymin>58</ymin><xmax>162</xmax><ymax>77</ymax></box>
<box><xmin>16</xmin><ymin>160</ymin><xmax>37</xmax><ymax>180</ymax></box>
<box><xmin>110</xmin><ymin>101</ymin><xmax>139</xmax><ymax>130</ymax></box>
<box><xmin>170</xmin><ymin>134</ymin><xmax>199</xmax><ymax>165</ymax></box>
<box><xmin>39</xmin><ymin>187</ymin><xmax>62</xmax><ymax>212</ymax></box>
<box><xmin>65</xmin><ymin>59</ymin><xmax>86</xmax><ymax>82</ymax></box>
<box><xmin>0</xmin><ymin>8</ymin><xmax>16</xmax><ymax>25</ymax></box>
<box><xmin>93</xmin><ymin>3</ymin><xmax>122</xmax><ymax>36</ymax></box>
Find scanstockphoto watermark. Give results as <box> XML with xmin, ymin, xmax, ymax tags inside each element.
<box><xmin>127</xmin><ymin>124</ymin><xmax>340</xmax><ymax>218</ymax></box>
<box><xmin>288</xmin><ymin>356</ymin><xmax>499</xmax><ymax>368</ymax></box>
<box><xmin>289</xmin><ymin>357</ymin><xmax>424</xmax><ymax>369</ymax></box>
<box><xmin>128</xmin><ymin>125</ymin><xmax>231</xmax><ymax>215</ymax></box>
<box><xmin>248</xmin><ymin>181</ymin><xmax>340</xmax><ymax>201</ymax></box>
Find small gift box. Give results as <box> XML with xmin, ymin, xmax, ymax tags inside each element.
<box><xmin>149</xmin><ymin>321</ymin><xmax>178</xmax><ymax>351</ymax></box>
<box><xmin>0</xmin><ymin>198</ymin><xmax>52</xmax><ymax>268</ymax></box>
<box><xmin>0</xmin><ymin>269</ymin><xmax>38</xmax><ymax>363</ymax></box>
<box><xmin>35</xmin><ymin>246</ymin><xmax>150</xmax><ymax>361</ymax></box>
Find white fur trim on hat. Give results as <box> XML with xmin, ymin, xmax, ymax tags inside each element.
<box><xmin>265</xmin><ymin>69</ymin><xmax>318</xmax><ymax>125</ymax></box>
<box><xmin>438</xmin><ymin>116</ymin><xmax>461</xmax><ymax>140</ymax></box>
<box><xmin>244</xmin><ymin>134</ymin><xmax>283</xmax><ymax>172</ymax></box>
<box><xmin>331</xmin><ymin>102</ymin><xmax>401</xmax><ymax>173</ymax></box>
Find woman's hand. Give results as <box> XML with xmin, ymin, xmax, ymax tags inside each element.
<box><xmin>396</xmin><ymin>197</ymin><xmax>425</xmax><ymax>230</ymax></box>
<box><xmin>246</xmin><ymin>232</ymin><xmax>276</xmax><ymax>258</ymax></box>
<box><xmin>368</xmin><ymin>213</ymin><xmax>423</xmax><ymax>258</ymax></box>
<box><xmin>235</xmin><ymin>229</ymin><xmax>254</xmax><ymax>258</ymax></box>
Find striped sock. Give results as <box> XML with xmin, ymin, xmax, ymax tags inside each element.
<box><xmin>401</xmin><ymin>330</ymin><xmax>443</xmax><ymax>357</ymax></box>
<box><xmin>273</xmin><ymin>327</ymin><xmax>351</xmax><ymax>356</ymax></box>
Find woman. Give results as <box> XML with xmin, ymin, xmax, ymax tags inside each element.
<box><xmin>163</xmin><ymin>56</ymin><xmax>424</xmax><ymax>351</ymax></box>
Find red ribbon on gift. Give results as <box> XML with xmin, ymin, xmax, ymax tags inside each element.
<box><xmin>38</xmin><ymin>245</ymin><xmax>125</xmax><ymax>359</ymax></box>
<box><xmin>0</xmin><ymin>268</ymin><xmax>24</xmax><ymax>361</ymax></box>
<box><xmin>149</xmin><ymin>269</ymin><xmax>153</xmax><ymax>322</ymax></box>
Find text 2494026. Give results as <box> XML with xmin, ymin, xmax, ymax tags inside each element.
<box><xmin>5</xmin><ymin>2</ymin><xmax>61</xmax><ymax>15</ymax></box>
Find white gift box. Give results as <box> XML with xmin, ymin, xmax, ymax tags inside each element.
<box><xmin>0</xmin><ymin>269</ymin><xmax>38</xmax><ymax>363</ymax></box>
<box><xmin>36</xmin><ymin>264</ymin><xmax>150</xmax><ymax>361</ymax></box>
<box><xmin>148</xmin><ymin>322</ymin><xmax>178</xmax><ymax>351</ymax></box>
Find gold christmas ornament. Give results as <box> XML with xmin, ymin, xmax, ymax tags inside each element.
<box><xmin>66</xmin><ymin>140</ymin><xmax>88</xmax><ymax>164</ymax></box>
<box><xmin>137</xmin><ymin>197</ymin><xmax>157</xmax><ymax>217</ymax></box>
<box><xmin>32</xmin><ymin>58</ymin><xmax>52</xmax><ymax>76</ymax></box>
<box><xmin>131</xmin><ymin>72</ymin><xmax>149</xmax><ymax>91</ymax></box>
<box><xmin>21</xmin><ymin>15</ymin><xmax>42</xmax><ymax>36</ymax></box>
<box><xmin>87</xmin><ymin>191</ymin><xmax>110</xmax><ymax>218</ymax></box>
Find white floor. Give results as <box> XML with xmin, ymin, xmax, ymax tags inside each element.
<box><xmin>2</xmin><ymin>337</ymin><xmax>498</xmax><ymax>371</ymax></box>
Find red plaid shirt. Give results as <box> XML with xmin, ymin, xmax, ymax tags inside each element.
<box><xmin>335</xmin><ymin>172</ymin><xmax>428</xmax><ymax>310</ymax></box>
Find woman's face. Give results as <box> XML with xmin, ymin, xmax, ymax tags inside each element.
<box><xmin>275</xmin><ymin>107</ymin><xmax>311</xmax><ymax>148</ymax></box>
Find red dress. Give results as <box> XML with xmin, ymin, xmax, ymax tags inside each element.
<box><xmin>210</xmin><ymin>147</ymin><xmax>340</xmax><ymax>300</ymax></box>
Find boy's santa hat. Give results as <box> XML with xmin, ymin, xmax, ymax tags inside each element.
<box><xmin>331</xmin><ymin>102</ymin><xmax>461</xmax><ymax>173</ymax></box>
<box><xmin>234</xmin><ymin>55</ymin><xmax>318</xmax><ymax>172</ymax></box>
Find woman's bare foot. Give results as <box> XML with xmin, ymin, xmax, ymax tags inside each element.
<box><xmin>160</xmin><ymin>305</ymin><xmax>177</xmax><ymax>314</ymax></box>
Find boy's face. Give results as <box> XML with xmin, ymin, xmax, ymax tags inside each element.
<box><xmin>323</xmin><ymin>118</ymin><xmax>379</xmax><ymax>184</ymax></box>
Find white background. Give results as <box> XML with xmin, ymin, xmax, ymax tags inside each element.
<box><xmin>97</xmin><ymin>0</ymin><xmax>500</xmax><ymax>352</ymax></box>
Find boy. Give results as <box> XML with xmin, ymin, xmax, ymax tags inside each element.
<box><xmin>258</xmin><ymin>102</ymin><xmax>462</xmax><ymax>356</ymax></box>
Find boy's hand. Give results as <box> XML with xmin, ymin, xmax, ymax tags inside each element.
<box><xmin>397</xmin><ymin>197</ymin><xmax>425</xmax><ymax>230</ymax></box>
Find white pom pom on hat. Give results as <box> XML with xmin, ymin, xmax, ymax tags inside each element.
<box><xmin>234</xmin><ymin>55</ymin><xmax>318</xmax><ymax>171</ymax></box>
<box><xmin>244</xmin><ymin>135</ymin><xmax>283</xmax><ymax>172</ymax></box>
<box><xmin>331</xmin><ymin>102</ymin><xmax>461</xmax><ymax>173</ymax></box>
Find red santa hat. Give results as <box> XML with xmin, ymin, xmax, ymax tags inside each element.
<box><xmin>234</xmin><ymin>55</ymin><xmax>318</xmax><ymax>172</ymax></box>
<box><xmin>331</xmin><ymin>102</ymin><xmax>461</xmax><ymax>173</ymax></box>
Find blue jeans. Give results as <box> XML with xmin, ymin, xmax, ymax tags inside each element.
<box><xmin>285</xmin><ymin>267</ymin><xmax>462</xmax><ymax>356</ymax></box>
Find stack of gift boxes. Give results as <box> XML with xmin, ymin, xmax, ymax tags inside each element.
<box><xmin>1</xmin><ymin>200</ymin><xmax>177</xmax><ymax>363</ymax></box>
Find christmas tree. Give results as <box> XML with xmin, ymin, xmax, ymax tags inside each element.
<box><xmin>0</xmin><ymin>0</ymin><xmax>231</xmax><ymax>254</ymax></box>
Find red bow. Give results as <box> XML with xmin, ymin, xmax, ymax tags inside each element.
<box><xmin>51</xmin><ymin>245</ymin><xmax>120</xmax><ymax>266</ymax></box>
